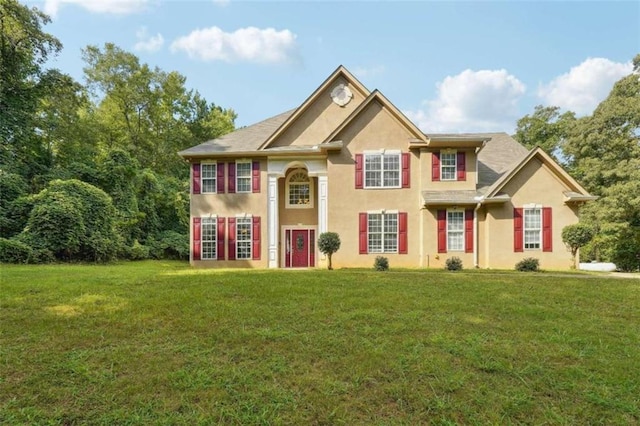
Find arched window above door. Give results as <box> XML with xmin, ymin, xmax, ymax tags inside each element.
<box><xmin>286</xmin><ymin>168</ymin><xmax>313</xmax><ymax>209</ymax></box>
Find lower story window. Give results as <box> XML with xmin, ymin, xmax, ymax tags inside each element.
<box><xmin>524</xmin><ymin>208</ymin><xmax>541</xmax><ymax>249</ymax></box>
<box><xmin>236</xmin><ymin>217</ymin><xmax>252</xmax><ymax>259</ymax></box>
<box><xmin>201</xmin><ymin>218</ymin><xmax>217</xmax><ymax>259</ymax></box>
<box><xmin>447</xmin><ymin>210</ymin><xmax>464</xmax><ymax>251</ymax></box>
<box><xmin>368</xmin><ymin>212</ymin><xmax>398</xmax><ymax>253</ymax></box>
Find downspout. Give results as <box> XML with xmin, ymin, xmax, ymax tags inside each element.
<box><xmin>474</xmin><ymin>202</ymin><xmax>482</xmax><ymax>268</ymax></box>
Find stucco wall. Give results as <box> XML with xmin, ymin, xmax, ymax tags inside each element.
<box><xmin>325</xmin><ymin>100</ymin><xmax>424</xmax><ymax>268</ymax></box>
<box><xmin>190</xmin><ymin>158</ymin><xmax>269</xmax><ymax>267</ymax></box>
<box><xmin>270</xmin><ymin>77</ymin><xmax>366</xmax><ymax>147</ymax></box>
<box><xmin>480</xmin><ymin>158</ymin><xmax>579</xmax><ymax>270</ymax></box>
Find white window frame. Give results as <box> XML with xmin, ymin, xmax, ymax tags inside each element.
<box><xmin>201</xmin><ymin>163</ymin><xmax>217</xmax><ymax>194</ymax></box>
<box><xmin>236</xmin><ymin>215</ymin><xmax>252</xmax><ymax>259</ymax></box>
<box><xmin>363</xmin><ymin>150</ymin><xmax>401</xmax><ymax>189</ymax></box>
<box><xmin>236</xmin><ymin>160</ymin><xmax>252</xmax><ymax>193</ymax></box>
<box><xmin>447</xmin><ymin>210</ymin><xmax>464</xmax><ymax>252</ymax></box>
<box><xmin>286</xmin><ymin>169</ymin><xmax>314</xmax><ymax>209</ymax></box>
<box><xmin>367</xmin><ymin>211</ymin><xmax>399</xmax><ymax>253</ymax></box>
<box><xmin>440</xmin><ymin>151</ymin><xmax>457</xmax><ymax>181</ymax></box>
<box><xmin>201</xmin><ymin>216</ymin><xmax>217</xmax><ymax>260</ymax></box>
<box><xmin>524</xmin><ymin>206</ymin><xmax>542</xmax><ymax>250</ymax></box>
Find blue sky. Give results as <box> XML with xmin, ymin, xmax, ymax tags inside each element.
<box><xmin>26</xmin><ymin>0</ymin><xmax>640</xmax><ymax>133</ymax></box>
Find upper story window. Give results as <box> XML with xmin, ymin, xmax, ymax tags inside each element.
<box><xmin>364</xmin><ymin>151</ymin><xmax>400</xmax><ymax>188</ymax></box>
<box><xmin>286</xmin><ymin>169</ymin><xmax>313</xmax><ymax>208</ymax></box>
<box><xmin>236</xmin><ymin>161</ymin><xmax>252</xmax><ymax>193</ymax></box>
<box><xmin>201</xmin><ymin>163</ymin><xmax>217</xmax><ymax>193</ymax></box>
<box><xmin>440</xmin><ymin>152</ymin><xmax>457</xmax><ymax>181</ymax></box>
<box><xmin>432</xmin><ymin>151</ymin><xmax>466</xmax><ymax>182</ymax></box>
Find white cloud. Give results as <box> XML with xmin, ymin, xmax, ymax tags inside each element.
<box><xmin>170</xmin><ymin>26</ymin><xmax>298</xmax><ymax>64</ymax></box>
<box><xmin>538</xmin><ymin>57</ymin><xmax>632</xmax><ymax>116</ymax></box>
<box><xmin>405</xmin><ymin>69</ymin><xmax>526</xmax><ymax>133</ymax></box>
<box><xmin>134</xmin><ymin>27</ymin><xmax>164</xmax><ymax>53</ymax></box>
<box><xmin>44</xmin><ymin>0</ymin><xmax>148</xmax><ymax>17</ymax></box>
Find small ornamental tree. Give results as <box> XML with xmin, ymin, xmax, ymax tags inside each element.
<box><xmin>317</xmin><ymin>232</ymin><xmax>341</xmax><ymax>270</ymax></box>
<box><xmin>562</xmin><ymin>223</ymin><xmax>594</xmax><ymax>269</ymax></box>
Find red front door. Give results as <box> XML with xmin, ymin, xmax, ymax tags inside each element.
<box><xmin>291</xmin><ymin>230</ymin><xmax>309</xmax><ymax>267</ymax></box>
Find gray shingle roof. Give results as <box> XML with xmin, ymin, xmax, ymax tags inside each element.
<box><xmin>178</xmin><ymin>109</ymin><xmax>295</xmax><ymax>157</ymax></box>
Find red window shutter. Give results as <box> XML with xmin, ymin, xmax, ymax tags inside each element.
<box><xmin>252</xmin><ymin>216</ymin><xmax>261</xmax><ymax>260</ymax></box>
<box><xmin>192</xmin><ymin>163</ymin><xmax>201</xmax><ymax>194</ymax></box>
<box><xmin>457</xmin><ymin>152</ymin><xmax>466</xmax><ymax>181</ymax></box>
<box><xmin>437</xmin><ymin>209</ymin><xmax>447</xmax><ymax>253</ymax></box>
<box><xmin>359</xmin><ymin>213</ymin><xmax>368</xmax><ymax>254</ymax></box>
<box><xmin>252</xmin><ymin>161</ymin><xmax>260</xmax><ymax>193</ymax></box>
<box><xmin>217</xmin><ymin>162</ymin><xmax>225</xmax><ymax>193</ymax></box>
<box><xmin>514</xmin><ymin>208</ymin><xmax>524</xmax><ymax>252</ymax></box>
<box><xmin>398</xmin><ymin>212</ymin><xmax>408</xmax><ymax>254</ymax></box>
<box><xmin>310</xmin><ymin>229</ymin><xmax>315</xmax><ymax>267</ymax></box>
<box><xmin>465</xmin><ymin>209</ymin><xmax>474</xmax><ymax>253</ymax></box>
<box><xmin>355</xmin><ymin>154</ymin><xmax>363</xmax><ymax>189</ymax></box>
<box><xmin>192</xmin><ymin>217</ymin><xmax>201</xmax><ymax>260</ymax></box>
<box><xmin>228</xmin><ymin>163</ymin><xmax>236</xmax><ymax>193</ymax></box>
<box><xmin>542</xmin><ymin>207</ymin><xmax>553</xmax><ymax>252</ymax></box>
<box><xmin>217</xmin><ymin>217</ymin><xmax>225</xmax><ymax>260</ymax></box>
<box><xmin>401</xmin><ymin>153</ymin><xmax>410</xmax><ymax>188</ymax></box>
<box><xmin>432</xmin><ymin>152</ymin><xmax>440</xmax><ymax>181</ymax></box>
<box><xmin>227</xmin><ymin>218</ymin><xmax>236</xmax><ymax>260</ymax></box>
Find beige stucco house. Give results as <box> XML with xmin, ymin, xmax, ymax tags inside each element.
<box><xmin>178</xmin><ymin>66</ymin><xmax>595</xmax><ymax>270</ymax></box>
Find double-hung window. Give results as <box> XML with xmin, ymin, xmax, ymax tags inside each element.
<box><xmin>364</xmin><ymin>151</ymin><xmax>400</xmax><ymax>188</ymax></box>
<box><xmin>447</xmin><ymin>211</ymin><xmax>464</xmax><ymax>251</ymax></box>
<box><xmin>236</xmin><ymin>161</ymin><xmax>252</xmax><ymax>193</ymax></box>
<box><xmin>286</xmin><ymin>169</ymin><xmax>312</xmax><ymax>208</ymax></box>
<box><xmin>440</xmin><ymin>152</ymin><xmax>456</xmax><ymax>181</ymax></box>
<box><xmin>368</xmin><ymin>212</ymin><xmax>398</xmax><ymax>253</ymax></box>
<box><xmin>201</xmin><ymin>218</ymin><xmax>217</xmax><ymax>259</ymax></box>
<box><xmin>524</xmin><ymin>208</ymin><xmax>542</xmax><ymax>249</ymax></box>
<box><xmin>236</xmin><ymin>217</ymin><xmax>252</xmax><ymax>259</ymax></box>
<box><xmin>201</xmin><ymin>163</ymin><xmax>217</xmax><ymax>193</ymax></box>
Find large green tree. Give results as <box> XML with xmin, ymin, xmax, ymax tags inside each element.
<box><xmin>514</xmin><ymin>105</ymin><xmax>576</xmax><ymax>162</ymax></box>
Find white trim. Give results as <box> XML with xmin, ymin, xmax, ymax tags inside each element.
<box><xmin>440</xmin><ymin>151</ymin><xmax>457</xmax><ymax>182</ymax></box>
<box><xmin>366</xmin><ymin>212</ymin><xmax>399</xmax><ymax>254</ymax></box>
<box><xmin>268</xmin><ymin>175</ymin><xmax>279</xmax><ymax>268</ymax></box>
<box><xmin>318</xmin><ymin>174</ymin><xmax>328</xmax><ymax>237</ymax></box>
<box><xmin>235</xmin><ymin>216</ymin><xmax>252</xmax><ymax>260</ymax></box>
<box><xmin>201</xmin><ymin>217</ymin><xmax>218</xmax><ymax>260</ymax></box>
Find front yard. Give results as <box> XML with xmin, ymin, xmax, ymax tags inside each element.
<box><xmin>1</xmin><ymin>262</ymin><xmax>638</xmax><ymax>424</ymax></box>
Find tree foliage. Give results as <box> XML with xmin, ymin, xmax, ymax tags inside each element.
<box><xmin>562</xmin><ymin>223</ymin><xmax>594</xmax><ymax>268</ymax></box>
<box><xmin>0</xmin><ymin>4</ymin><xmax>235</xmax><ymax>263</ymax></box>
<box><xmin>317</xmin><ymin>232</ymin><xmax>341</xmax><ymax>270</ymax></box>
<box><xmin>514</xmin><ymin>105</ymin><xmax>575</xmax><ymax>162</ymax></box>
<box><xmin>517</xmin><ymin>54</ymin><xmax>640</xmax><ymax>271</ymax></box>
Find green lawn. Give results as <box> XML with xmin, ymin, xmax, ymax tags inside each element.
<box><xmin>1</xmin><ymin>262</ymin><xmax>638</xmax><ymax>425</ymax></box>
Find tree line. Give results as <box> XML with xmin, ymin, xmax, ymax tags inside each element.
<box><xmin>0</xmin><ymin>0</ymin><xmax>235</xmax><ymax>262</ymax></box>
<box><xmin>514</xmin><ymin>55</ymin><xmax>640</xmax><ymax>271</ymax></box>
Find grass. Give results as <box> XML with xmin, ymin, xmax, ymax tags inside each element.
<box><xmin>1</xmin><ymin>262</ymin><xmax>639</xmax><ymax>425</ymax></box>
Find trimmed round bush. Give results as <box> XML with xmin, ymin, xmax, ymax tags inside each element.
<box><xmin>445</xmin><ymin>256</ymin><xmax>463</xmax><ymax>271</ymax></box>
<box><xmin>516</xmin><ymin>257</ymin><xmax>540</xmax><ymax>272</ymax></box>
<box><xmin>374</xmin><ymin>256</ymin><xmax>389</xmax><ymax>271</ymax></box>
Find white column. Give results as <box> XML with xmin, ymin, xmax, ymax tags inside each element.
<box><xmin>318</xmin><ymin>174</ymin><xmax>328</xmax><ymax>235</ymax></box>
<box><xmin>268</xmin><ymin>174</ymin><xmax>279</xmax><ymax>268</ymax></box>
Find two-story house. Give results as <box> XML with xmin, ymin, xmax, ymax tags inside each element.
<box><xmin>178</xmin><ymin>66</ymin><xmax>596</xmax><ymax>269</ymax></box>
